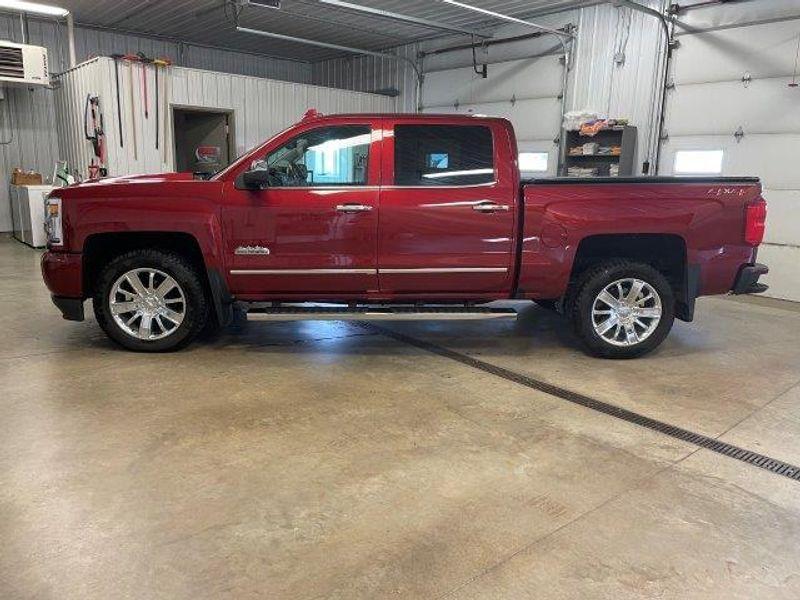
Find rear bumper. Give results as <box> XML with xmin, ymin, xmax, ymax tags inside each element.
<box><xmin>732</xmin><ymin>263</ymin><xmax>769</xmax><ymax>295</ymax></box>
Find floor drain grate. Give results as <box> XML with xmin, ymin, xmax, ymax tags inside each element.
<box><xmin>357</xmin><ymin>322</ymin><xmax>800</xmax><ymax>483</ymax></box>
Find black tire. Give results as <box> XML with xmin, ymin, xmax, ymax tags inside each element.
<box><xmin>93</xmin><ymin>249</ymin><xmax>209</xmax><ymax>352</ymax></box>
<box><xmin>570</xmin><ymin>260</ymin><xmax>675</xmax><ymax>359</ymax></box>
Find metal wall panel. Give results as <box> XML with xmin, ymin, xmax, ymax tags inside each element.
<box><xmin>666</xmin><ymin>79</ymin><xmax>800</xmax><ymax>136</ymax></box>
<box><xmin>51</xmin><ymin>58</ymin><xmax>106</xmax><ymax>184</ymax></box>
<box><xmin>422</xmin><ymin>56</ymin><xmax>564</xmax><ymax>109</ymax></box>
<box><xmin>311</xmin><ymin>43</ymin><xmax>419</xmax><ymax>113</ymax></box>
<box><xmin>674</xmin><ymin>0</ymin><xmax>800</xmax><ymax>31</ymax></box>
<box><xmin>53</xmin><ymin>58</ymin><xmax>397</xmax><ymax>180</ymax></box>
<box><xmin>569</xmin><ymin>0</ymin><xmax>667</xmax><ymax>170</ymax></box>
<box><xmin>671</xmin><ymin>19</ymin><xmax>800</xmax><ymax>84</ymax></box>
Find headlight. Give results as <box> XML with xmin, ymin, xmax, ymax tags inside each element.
<box><xmin>44</xmin><ymin>196</ymin><xmax>63</xmax><ymax>246</ymax></box>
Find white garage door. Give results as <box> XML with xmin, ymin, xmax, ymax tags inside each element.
<box><xmin>421</xmin><ymin>54</ymin><xmax>564</xmax><ymax>177</ymax></box>
<box><xmin>659</xmin><ymin>5</ymin><xmax>800</xmax><ymax>301</ymax></box>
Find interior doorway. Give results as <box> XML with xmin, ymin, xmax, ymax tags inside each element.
<box><xmin>172</xmin><ymin>108</ymin><xmax>234</xmax><ymax>176</ymax></box>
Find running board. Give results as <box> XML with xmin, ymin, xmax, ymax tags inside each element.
<box><xmin>246</xmin><ymin>305</ymin><xmax>518</xmax><ymax>321</ymax></box>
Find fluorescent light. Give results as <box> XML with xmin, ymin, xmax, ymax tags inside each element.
<box><xmin>0</xmin><ymin>0</ymin><xmax>69</xmax><ymax>17</ymax></box>
<box><xmin>422</xmin><ymin>168</ymin><xmax>494</xmax><ymax>179</ymax></box>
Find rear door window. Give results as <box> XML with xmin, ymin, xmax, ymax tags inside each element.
<box><xmin>394</xmin><ymin>125</ymin><xmax>495</xmax><ymax>186</ymax></box>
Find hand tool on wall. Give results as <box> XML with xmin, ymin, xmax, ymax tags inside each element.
<box><xmin>110</xmin><ymin>54</ymin><xmax>124</xmax><ymax>147</ymax></box>
<box><xmin>154</xmin><ymin>65</ymin><xmax>159</xmax><ymax>149</ymax></box>
<box><xmin>126</xmin><ymin>58</ymin><xmax>138</xmax><ymax>161</ymax></box>
<box><xmin>137</xmin><ymin>52</ymin><xmax>151</xmax><ymax>120</ymax></box>
<box><xmin>84</xmin><ymin>94</ymin><xmax>108</xmax><ymax>178</ymax></box>
<box><xmin>151</xmin><ymin>58</ymin><xmax>172</xmax><ymax>152</ymax></box>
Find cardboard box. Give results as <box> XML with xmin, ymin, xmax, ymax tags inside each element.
<box><xmin>11</xmin><ymin>169</ymin><xmax>43</xmax><ymax>186</ymax></box>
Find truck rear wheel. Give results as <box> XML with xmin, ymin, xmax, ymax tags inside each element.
<box><xmin>570</xmin><ymin>260</ymin><xmax>674</xmax><ymax>359</ymax></box>
<box><xmin>93</xmin><ymin>249</ymin><xmax>209</xmax><ymax>352</ymax></box>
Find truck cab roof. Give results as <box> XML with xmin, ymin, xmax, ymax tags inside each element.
<box><xmin>300</xmin><ymin>110</ymin><xmax>510</xmax><ymax>124</ymax></box>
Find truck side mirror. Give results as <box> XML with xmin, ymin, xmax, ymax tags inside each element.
<box><xmin>235</xmin><ymin>169</ymin><xmax>270</xmax><ymax>190</ymax></box>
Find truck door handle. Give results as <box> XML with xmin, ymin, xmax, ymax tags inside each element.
<box><xmin>336</xmin><ymin>203</ymin><xmax>373</xmax><ymax>213</ymax></box>
<box><xmin>473</xmin><ymin>201</ymin><xmax>510</xmax><ymax>213</ymax></box>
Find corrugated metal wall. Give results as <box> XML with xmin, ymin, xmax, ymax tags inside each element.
<box><xmin>53</xmin><ymin>57</ymin><xmax>397</xmax><ymax>180</ymax></box>
<box><xmin>0</xmin><ymin>14</ymin><xmax>312</xmax><ymax>231</ymax></box>
<box><xmin>569</xmin><ymin>0</ymin><xmax>668</xmax><ymax>171</ymax></box>
<box><xmin>312</xmin><ymin>43</ymin><xmax>419</xmax><ymax>113</ymax></box>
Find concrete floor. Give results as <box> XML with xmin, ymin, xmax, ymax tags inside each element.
<box><xmin>2</xmin><ymin>234</ymin><xmax>800</xmax><ymax>599</ymax></box>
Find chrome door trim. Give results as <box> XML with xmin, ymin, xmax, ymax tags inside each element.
<box><xmin>378</xmin><ymin>267</ymin><xmax>508</xmax><ymax>274</ymax></box>
<box><xmin>379</xmin><ymin>181</ymin><xmax>497</xmax><ymax>190</ymax></box>
<box><xmin>230</xmin><ymin>267</ymin><xmax>508</xmax><ymax>275</ymax></box>
<box><xmin>230</xmin><ymin>268</ymin><xmax>378</xmax><ymax>275</ymax></box>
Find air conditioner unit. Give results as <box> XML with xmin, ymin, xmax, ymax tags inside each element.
<box><xmin>0</xmin><ymin>41</ymin><xmax>49</xmax><ymax>86</ymax></box>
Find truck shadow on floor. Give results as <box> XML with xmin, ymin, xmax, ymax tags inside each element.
<box><xmin>196</xmin><ymin>303</ymin><xmax>703</xmax><ymax>360</ymax></box>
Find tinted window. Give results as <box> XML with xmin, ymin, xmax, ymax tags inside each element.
<box><xmin>255</xmin><ymin>125</ymin><xmax>371</xmax><ymax>187</ymax></box>
<box><xmin>394</xmin><ymin>125</ymin><xmax>494</xmax><ymax>186</ymax></box>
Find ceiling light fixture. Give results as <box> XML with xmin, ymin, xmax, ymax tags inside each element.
<box><xmin>0</xmin><ymin>0</ymin><xmax>69</xmax><ymax>17</ymax></box>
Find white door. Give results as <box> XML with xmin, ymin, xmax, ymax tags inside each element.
<box><xmin>659</xmin><ymin>3</ymin><xmax>800</xmax><ymax>301</ymax></box>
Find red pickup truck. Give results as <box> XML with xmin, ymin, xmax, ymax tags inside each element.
<box><xmin>41</xmin><ymin>112</ymin><xmax>768</xmax><ymax>358</ymax></box>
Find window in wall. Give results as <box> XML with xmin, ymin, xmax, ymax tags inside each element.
<box><xmin>519</xmin><ymin>151</ymin><xmax>549</xmax><ymax>173</ymax></box>
<box><xmin>257</xmin><ymin>125</ymin><xmax>371</xmax><ymax>187</ymax></box>
<box><xmin>394</xmin><ymin>125</ymin><xmax>494</xmax><ymax>186</ymax></box>
<box><xmin>674</xmin><ymin>150</ymin><xmax>724</xmax><ymax>175</ymax></box>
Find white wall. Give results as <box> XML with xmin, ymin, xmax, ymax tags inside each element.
<box><xmin>53</xmin><ymin>58</ymin><xmax>397</xmax><ymax>180</ymax></box>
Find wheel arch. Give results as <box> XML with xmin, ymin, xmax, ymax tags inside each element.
<box><xmin>82</xmin><ymin>231</ymin><xmax>233</xmax><ymax>327</ymax></box>
<box><xmin>569</xmin><ymin>233</ymin><xmax>694</xmax><ymax>321</ymax></box>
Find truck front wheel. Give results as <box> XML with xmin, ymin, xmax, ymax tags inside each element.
<box><xmin>570</xmin><ymin>260</ymin><xmax>675</xmax><ymax>359</ymax></box>
<box><xmin>93</xmin><ymin>249</ymin><xmax>209</xmax><ymax>352</ymax></box>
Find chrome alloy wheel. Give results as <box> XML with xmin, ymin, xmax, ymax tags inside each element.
<box><xmin>591</xmin><ymin>278</ymin><xmax>662</xmax><ymax>347</ymax></box>
<box><xmin>109</xmin><ymin>268</ymin><xmax>186</xmax><ymax>340</ymax></box>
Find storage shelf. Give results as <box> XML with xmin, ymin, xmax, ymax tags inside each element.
<box><xmin>567</xmin><ymin>154</ymin><xmax>621</xmax><ymax>159</ymax></box>
<box><xmin>560</xmin><ymin>125</ymin><xmax>637</xmax><ymax>177</ymax></box>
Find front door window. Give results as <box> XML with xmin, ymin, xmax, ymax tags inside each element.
<box><xmin>252</xmin><ymin>125</ymin><xmax>372</xmax><ymax>187</ymax></box>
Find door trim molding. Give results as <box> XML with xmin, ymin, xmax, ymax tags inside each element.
<box><xmin>229</xmin><ymin>267</ymin><xmax>509</xmax><ymax>275</ymax></box>
<box><xmin>230</xmin><ymin>269</ymin><xmax>377</xmax><ymax>275</ymax></box>
<box><xmin>380</xmin><ymin>267</ymin><xmax>508</xmax><ymax>274</ymax></box>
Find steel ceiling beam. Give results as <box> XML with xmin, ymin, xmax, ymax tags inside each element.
<box><xmin>317</xmin><ymin>0</ymin><xmax>491</xmax><ymax>38</ymax></box>
<box><xmin>236</xmin><ymin>25</ymin><xmax>399</xmax><ymax>59</ymax></box>
<box><xmin>439</xmin><ymin>0</ymin><xmax>576</xmax><ymax>40</ymax></box>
